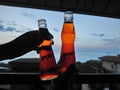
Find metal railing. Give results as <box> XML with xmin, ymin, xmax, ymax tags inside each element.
<box><xmin>1</xmin><ymin>72</ymin><xmax>120</xmax><ymax>90</ymax></box>
<box><xmin>0</xmin><ymin>72</ymin><xmax>50</xmax><ymax>84</ymax></box>
<box><xmin>0</xmin><ymin>72</ymin><xmax>120</xmax><ymax>84</ymax></box>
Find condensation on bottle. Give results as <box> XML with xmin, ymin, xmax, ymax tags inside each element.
<box><xmin>38</xmin><ymin>19</ymin><xmax>59</xmax><ymax>81</ymax></box>
<box><xmin>59</xmin><ymin>11</ymin><xmax>76</xmax><ymax>73</ymax></box>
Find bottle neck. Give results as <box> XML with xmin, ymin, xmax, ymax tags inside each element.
<box><xmin>64</xmin><ymin>17</ymin><xmax>73</xmax><ymax>23</ymax></box>
<box><xmin>39</xmin><ymin>24</ymin><xmax>47</xmax><ymax>29</ymax></box>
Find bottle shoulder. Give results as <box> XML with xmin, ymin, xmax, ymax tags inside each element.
<box><xmin>64</xmin><ymin>21</ymin><xmax>73</xmax><ymax>23</ymax></box>
<box><xmin>63</xmin><ymin>22</ymin><xmax>75</xmax><ymax>28</ymax></box>
<box><xmin>39</xmin><ymin>28</ymin><xmax>48</xmax><ymax>30</ymax></box>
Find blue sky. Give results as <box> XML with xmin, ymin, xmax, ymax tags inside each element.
<box><xmin>0</xmin><ymin>5</ymin><xmax>120</xmax><ymax>63</ymax></box>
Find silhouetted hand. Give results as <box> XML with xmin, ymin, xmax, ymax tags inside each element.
<box><xmin>0</xmin><ymin>30</ymin><xmax>53</xmax><ymax>60</ymax></box>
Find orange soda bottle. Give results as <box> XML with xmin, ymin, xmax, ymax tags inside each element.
<box><xmin>59</xmin><ymin>11</ymin><xmax>76</xmax><ymax>73</ymax></box>
<box><xmin>38</xmin><ymin>19</ymin><xmax>59</xmax><ymax>80</ymax></box>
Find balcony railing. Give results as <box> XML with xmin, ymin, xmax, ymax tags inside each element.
<box><xmin>0</xmin><ymin>72</ymin><xmax>120</xmax><ymax>84</ymax></box>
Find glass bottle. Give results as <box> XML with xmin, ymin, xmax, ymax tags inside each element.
<box><xmin>38</xmin><ymin>19</ymin><xmax>58</xmax><ymax>80</ymax></box>
<box><xmin>59</xmin><ymin>11</ymin><xmax>76</xmax><ymax>73</ymax></box>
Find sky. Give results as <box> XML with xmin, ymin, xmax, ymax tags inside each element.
<box><xmin>0</xmin><ymin>5</ymin><xmax>120</xmax><ymax>63</ymax></box>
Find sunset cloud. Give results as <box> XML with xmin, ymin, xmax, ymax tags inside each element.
<box><xmin>102</xmin><ymin>37</ymin><xmax>120</xmax><ymax>46</ymax></box>
<box><xmin>52</xmin><ymin>28</ymin><xmax>59</xmax><ymax>32</ymax></box>
<box><xmin>22</xmin><ymin>12</ymin><xmax>36</xmax><ymax>20</ymax></box>
<box><xmin>0</xmin><ymin>25</ymin><xmax>4</xmax><ymax>31</ymax></box>
<box><xmin>0</xmin><ymin>19</ymin><xmax>31</xmax><ymax>33</ymax></box>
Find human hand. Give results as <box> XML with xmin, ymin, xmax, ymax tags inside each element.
<box><xmin>0</xmin><ymin>30</ymin><xmax>53</xmax><ymax>60</ymax></box>
<box><xmin>36</xmin><ymin>29</ymin><xmax>54</xmax><ymax>53</ymax></box>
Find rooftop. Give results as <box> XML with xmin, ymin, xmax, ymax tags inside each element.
<box><xmin>99</xmin><ymin>55</ymin><xmax>120</xmax><ymax>63</ymax></box>
<box><xmin>8</xmin><ymin>58</ymin><xmax>39</xmax><ymax>72</ymax></box>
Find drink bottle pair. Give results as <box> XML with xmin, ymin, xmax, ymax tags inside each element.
<box><xmin>38</xmin><ymin>11</ymin><xmax>76</xmax><ymax>81</ymax></box>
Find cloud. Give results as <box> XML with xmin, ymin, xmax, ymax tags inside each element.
<box><xmin>22</xmin><ymin>12</ymin><xmax>36</xmax><ymax>20</ymax></box>
<box><xmin>0</xmin><ymin>19</ymin><xmax>30</xmax><ymax>33</ymax></box>
<box><xmin>0</xmin><ymin>25</ymin><xmax>4</xmax><ymax>31</ymax></box>
<box><xmin>102</xmin><ymin>38</ymin><xmax>120</xmax><ymax>41</ymax></box>
<box><xmin>91</xmin><ymin>33</ymin><xmax>104</xmax><ymax>37</ymax></box>
<box><xmin>0</xmin><ymin>20</ymin><xmax>3</xmax><ymax>23</ymax></box>
<box><xmin>0</xmin><ymin>19</ymin><xmax>17</xmax><ymax>32</ymax></box>
<box><xmin>52</xmin><ymin>28</ymin><xmax>59</xmax><ymax>32</ymax></box>
<box><xmin>102</xmin><ymin>38</ymin><xmax>120</xmax><ymax>45</ymax></box>
<box><xmin>22</xmin><ymin>12</ymin><xmax>29</xmax><ymax>17</ymax></box>
<box><xmin>0</xmin><ymin>24</ymin><xmax>25</xmax><ymax>32</ymax></box>
<box><xmin>0</xmin><ymin>24</ymin><xmax>16</xmax><ymax>32</ymax></box>
<box><xmin>5</xmin><ymin>26</ymin><xmax>16</xmax><ymax>32</ymax></box>
<box><xmin>19</xmin><ymin>25</ymin><xmax>31</xmax><ymax>31</ymax></box>
<box><xmin>7</xmin><ymin>21</ymin><xmax>17</xmax><ymax>26</ymax></box>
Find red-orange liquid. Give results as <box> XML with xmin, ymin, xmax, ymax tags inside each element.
<box><xmin>59</xmin><ymin>22</ymin><xmax>76</xmax><ymax>73</ymax></box>
<box><xmin>39</xmin><ymin>40</ymin><xmax>58</xmax><ymax>81</ymax></box>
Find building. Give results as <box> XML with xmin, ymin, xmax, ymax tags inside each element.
<box><xmin>8</xmin><ymin>58</ymin><xmax>40</xmax><ymax>90</ymax></box>
<box><xmin>99</xmin><ymin>54</ymin><xmax>120</xmax><ymax>73</ymax></box>
<box><xmin>9</xmin><ymin>58</ymin><xmax>39</xmax><ymax>72</ymax></box>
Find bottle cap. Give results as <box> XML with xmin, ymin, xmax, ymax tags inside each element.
<box><xmin>64</xmin><ymin>11</ymin><xmax>73</xmax><ymax>22</ymax></box>
<box><xmin>38</xmin><ymin>19</ymin><xmax>47</xmax><ymax>28</ymax></box>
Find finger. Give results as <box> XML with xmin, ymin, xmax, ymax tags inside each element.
<box><xmin>52</xmin><ymin>40</ymin><xmax>54</xmax><ymax>45</ymax></box>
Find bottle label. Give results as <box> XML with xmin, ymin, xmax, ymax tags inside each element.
<box><xmin>60</xmin><ymin>51</ymin><xmax>75</xmax><ymax>65</ymax></box>
<box><xmin>61</xmin><ymin>51</ymin><xmax>74</xmax><ymax>59</ymax></box>
<box><xmin>41</xmin><ymin>53</ymin><xmax>53</xmax><ymax>61</ymax></box>
<box><xmin>40</xmin><ymin>53</ymin><xmax>56</xmax><ymax>70</ymax></box>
